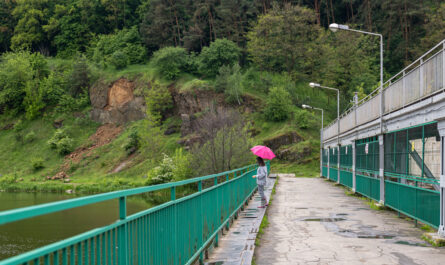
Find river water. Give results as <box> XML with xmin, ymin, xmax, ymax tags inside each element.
<box><xmin>0</xmin><ymin>192</ymin><xmax>153</xmax><ymax>260</ymax></box>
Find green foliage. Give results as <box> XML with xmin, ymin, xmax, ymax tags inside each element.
<box><xmin>215</xmin><ymin>64</ymin><xmax>243</xmax><ymax>104</ymax></box>
<box><xmin>31</xmin><ymin>157</ymin><xmax>44</xmax><ymax>171</ymax></box>
<box><xmin>56</xmin><ymin>93</ymin><xmax>89</xmax><ymax>113</ymax></box>
<box><xmin>264</xmin><ymin>87</ymin><xmax>293</xmax><ymax>122</ymax></box>
<box><xmin>109</xmin><ymin>50</ymin><xmax>129</xmax><ymax>70</ymax></box>
<box><xmin>151</xmin><ymin>47</ymin><xmax>189</xmax><ymax>80</ymax></box>
<box><xmin>146</xmin><ymin>149</ymin><xmax>193</xmax><ymax>185</ymax></box>
<box><xmin>67</xmin><ymin>55</ymin><xmax>91</xmax><ymax>97</ymax></box>
<box><xmin>145</xmin><ymin>81</ymin><xmax>173</xmax><ymax>122</ymax></box>
<box><xmin>198</xmin><ymin>39</ymin><xmax>241</xmax><ymax>77</ymax></box>
<box><xmin>247</xmin><ymin>4</ymin><xmax>320</xmax><ymax>78</ymax></box>
<box><xmin>124</xmin><ymin>130</ymin><xmax>141</xmax><ymax>155</ymax></box>
<box><xmin>91</xmin><ymin>26</ymin><xmax>147</xmax><ymax>68</ymax></box>
<box><xmin>48</xmin><ymin>129</ymin><xmax>73</xmax><ymax>155</ymax></box>
<box><xmin>295</xmin><ymin>109</ymin><xmax>310</xmax><ymax>129</ymax></box>
<box><xmin>0</xmin><ymin>51</ymin><xmax>48</xmax><ymax>113</ymax></box>
<box><xmin>24</xmin><ymin>131</ymin><xmax>36</xmax><ymax>143</ymax></box>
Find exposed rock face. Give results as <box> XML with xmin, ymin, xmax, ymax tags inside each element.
<box><xmin>263</xmin><ymin>132</ymin><xmax>303</xmax><ymax>151</ymax></box>
<box><xmin>277</xmin><ymin>146</ymin><xmax>312</xmax><ymax>162</ymax></box>
<box><xmin>90</xmin><ymin>78</ymin><xmax>145</xmax><ymax>124</ymax></box>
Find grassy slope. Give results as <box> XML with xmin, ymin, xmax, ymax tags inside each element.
<box><xmin>0</xmin><ymin>62</ymin><xmax>331</xmax><ymax>193</ymax></box>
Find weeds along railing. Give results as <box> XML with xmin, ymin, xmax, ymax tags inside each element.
<box><xmin>0</xmin><ymin>162</ymin><xmax>267</xmax><ymax>265</ymax></box>
<box><xmin>323</xmin><ymin>39</ymin><xmax>445</xmax><ymax>142</ymax></box>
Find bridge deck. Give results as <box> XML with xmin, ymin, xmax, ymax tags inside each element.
<box><xmin>255</xmin><ymin>176</ymin><xmax>445</xmax><ymax>265</ymax></box>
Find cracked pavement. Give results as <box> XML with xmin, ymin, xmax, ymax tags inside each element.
<box><xmin>255</xmin><ymin>176</ymin><xmax>445</xmax><ymax>265</ymax></box>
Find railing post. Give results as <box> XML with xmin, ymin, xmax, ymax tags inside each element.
<box><xmin>327</xmin><ymin>147</ymin><xmax>330</xmax><ymax>180</ymax></box>
<box><xmin>197</xmin><ymin>180</ymin><xmax>204</xmax><ymax>263</ymax></box>
<box><xmin>337</xmin><ymin>145</ymin><xmax>341</xmax><ymax>184</ymax></box>
<box><xmin>379</xmin><ymin>135</ymin><xmax>385</xmax><ymax>205</ymax></box>
<box><xmin>352</xmin><ymin>142</ymin><xmax>356</xmax><ymax>192</ymax></box>
<box><xmin>420</xmin><ymin>58</ymin><xmax>424</xmax><ymax>97</ymax></box>
<box><xmin>214</xmin><ymin>177</ymin><xmax>219</xmax><ymax>247</ymax></box>
<box><xmin>118</xmin><ymin>196</ymin><xmax>128</xmax><ymax>265</ymax></box>
<box><xmin>171</xmin><ymin>186</ymin><xmax>177</xmax><ymax>264</ymax></box>
<box><xmin>437</xmin><ymin>121</ymin><xmax>445</xmax><ymax>237</ymax></box>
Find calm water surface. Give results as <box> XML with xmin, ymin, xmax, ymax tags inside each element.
<box><xmin>0</xmin><ymin>192</ymin><xmax>153</xmax><ymax>260</ymax></box>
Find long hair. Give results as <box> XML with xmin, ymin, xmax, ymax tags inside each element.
<box><xmin>256</xmin><ymin>156</ymin><xmax>265</xmax><ymax>167</ymax></box>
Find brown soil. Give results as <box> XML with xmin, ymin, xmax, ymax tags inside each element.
<box><xmin>53</xmin><ymin>124</ymin><xmax>123</xmax><ymax>178</ymax></box>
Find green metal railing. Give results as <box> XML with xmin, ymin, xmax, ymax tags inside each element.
<box><xmin>0</xmin><ymin>162</ymin><xmax>268</xmax><ymax>265</ymax></box>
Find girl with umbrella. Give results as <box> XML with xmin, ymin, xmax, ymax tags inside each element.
<box><xmin>251</xmin><ymin>145</ymin><xmax>275</xmax><ymax>208</ymax></box>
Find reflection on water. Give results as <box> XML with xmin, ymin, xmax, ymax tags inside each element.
<box><xmin>0</xmin><ymin>192</ymin><xmax>153</xmax><ymax>260</ymax></box>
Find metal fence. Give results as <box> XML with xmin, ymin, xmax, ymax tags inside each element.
<box><xmin>323</xmin><ymin>40</ymin><xmax>445</xmax><ymax>141</ymax></box>
<box><xmin>321</xmin><ymin>122</ymin><xmax>441</xmax><ymax>228</ymax></box>
<box><xmin>0</xmin><ymin>163</ymin><xmax>266</xmax><ymax>265</ymax></box>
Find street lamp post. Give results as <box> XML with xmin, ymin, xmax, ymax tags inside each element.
<box><xmin>329</xmin><ymin>23</ymin><xmax>384</xmax><ymax>133</ymax></box>
<box><xmin>309</xmin><ymin>82</ymin><xmax>340</xmax><ymax>146</ymax></box>
<box><xmin>303</xmin><ymin>104</ymin><xmax>323</xmax><ymax>177</ymax></box>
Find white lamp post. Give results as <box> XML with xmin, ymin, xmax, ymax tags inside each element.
<box><xmin>309</xmin><ymin>82</ymin><xmax>340</xmax><ymax>145</ymax></box>
<box><xmin>329</xmin><ymin>23</ymin><xmax>384</xmax><ymax>132</ymax></box>
<box><xmin>303</xmin><ymin>104</ymin><xmax>324</xmax><ymax>177</ymax></box>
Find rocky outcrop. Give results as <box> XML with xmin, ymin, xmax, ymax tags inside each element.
<box><xmin>263</xmin><ymin>132</ymin><xmax>303</xmax><ymax>151</ymax></box>
<box><xmin>277</xmin><ymin>146</ymin><xmax>312</xmax><ymax>162</ymax></box>
<box><xmin>90</xmin><ymin>78</ymin><xmax>146</xmax><ymax>124</ymax></box>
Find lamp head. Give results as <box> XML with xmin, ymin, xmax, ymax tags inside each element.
<box><xmin>309</xmin><ymin>82</ymin><xmax>320</xmax><ymax>88</ymax></box>
<box><xmin>302</xmin><ymin>104</ymin><xmax>312</xmax><ymax>109</ymax></box>
<box><xmin>329</xmin><ymin>23</ymin><xmax>349</xmax><ymax>32</ymax></box>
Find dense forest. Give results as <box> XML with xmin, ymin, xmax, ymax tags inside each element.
<box><xmin>0</xmin><ymin>0</ymin><xmax>444</xmax><ymax>191</ymax></box>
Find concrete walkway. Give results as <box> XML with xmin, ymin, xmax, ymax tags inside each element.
<box><xmin>255</xmin><ymin>176</ymin><xmax>445</xmax><ymax>265</ymax></box>
<box><xmin>204</xmin><ymin>175</ymin><xmax>277</xmax><ymax>265</ymax></box>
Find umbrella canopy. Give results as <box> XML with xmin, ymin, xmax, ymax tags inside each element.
<box><xmin>251</xmin><ymin>145</ymin><xmax>276</xmax><ymax>160</ymax></box>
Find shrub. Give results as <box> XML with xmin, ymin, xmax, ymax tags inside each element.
<box><xmin>109</xmin><ymin>50</ymin><xmax>129</xmax><ymax>70</ymax></box>
<box><xmin>48</xmin><ymin>129</ymin><xmax>74</xmax><ymax>155</ymax></box>
<box><xmin>56</xmin><ymin>93</ymin><xmax>90</xmax><ymax>113</ymax></box>
<box><xmin>151</xmin><ymin>47</ymin><xmax>189</xmax><ymax>80</ymax></box>
<box><xmin>145</xmin><ymin>81</ymin><xmax>173</xmax><ymax>122</ymax></box>
<box><xmin>31</xmin><ymin>157</ymin><xmax>44</xmax><ymax>171</ymax></box>
<box><xmin>264</xmin><ymin>87</ymin><xmax>293</xmax><ymax>122</ymax></box>
<box><xmin>124</xmin><ymin>131</ymin><xmax>141</xmax><ymax>155</ymax></box>
<box><xmin>215</xmin><ymin>64</ymin><xmax>243</xmax><ymax>104</ymax></box>
<box><xmin>198</xmin><ymin>39</ymin><xmax>241</xmax><ymax>77</ymax></box>
<box><xmin>146</xmin><ymin>154</ymin><xmax>175</xmax><ymax>185</ymax></box>
<box><xmin>67</xmin><ymin>55</ymin><xmax>91</xmax><ymax>97</ymax></box>
<box><xmin>24</xmin><ymin>131</ymin><xmax>36</xmax><ymax>143</ymax></box>
<box><xmin>295</xmin><ymin>109</ymin><xmax>311</xmax><ymax>129</ymax></box>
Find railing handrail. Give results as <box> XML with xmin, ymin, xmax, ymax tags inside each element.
<box><xmin>0</xmin><ymin>164</ymin><xmax>256</xmax><ymax>226</ymax></box>
<box><xmin>323</xmin><ymin>39</ymin><xmax>445</xmax><ymax>139</ymax></box>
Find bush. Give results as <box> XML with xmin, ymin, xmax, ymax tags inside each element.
<box><xmin>109</xmin><ymin>51</ymin><xmax>129</xmax><ymax>70</ymax></box>
<box><xmin>48</xmin><ymin>129</ymin><xmax>74</xmax><ymax>155</ymax></box>
<box><xmin>67</xmin><ymin>55</ymin><xmax>91</xmax><ymax>97</ymax></box>
<box><xmin>198</xmin><ymin>39</ymin><xmax>241</xmax><ymax>77</ymax></box>
<box><xmin>145</xmin><ymin>149</ymin><xmax>193</xmax><ymax>185</ymax></box>
<box><xmin>264</xmin><ymin>87</ymin><xmax>293</xmax><ymax>122</ymax></box>
<box><xmin>56</xmin><ymin>93</ymin><xmax>90</xmax><ymax>113</ymax></box>
<box><xmin>295</xmin><ymin>109</ymin><xmax>311</xmax><ymax>129</ymax></box>
<box><xmin>91</xmin><ymin>26</ymin><xmax>147</xmax><ymax>67</ymax></box>
<box><xmin>151</xmin><ymin>47</ymin><xmax>189</xmax><ymax>80</ymax></box>
<box><xmin>145</xmin><ymin>81</ymin><xmax>173</xmax><ymax>122</ymax></box>
<box><xmin>24</xmin><ymin>131</ymin><xmax>36</xmax><ymax>143</ymax></box>
<box><xmin>215</xmin><ymin>64</ymin><xmax>243</xmax><ymax>104</ymax></box>
<box><xmin>124</xmin><ymin>131</ymin><xmax>141</xmax><ymax>155</ymax></box>
<box><xmin>31</xmin><ymin>157</ymin><xmax>44</xmax><ymax>171</ymax></box>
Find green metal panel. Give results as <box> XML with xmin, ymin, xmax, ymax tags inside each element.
<box><xmin>339</xmin><ymin>170</ymin><xmax>353</xmax><ymax>188</ymax></box>
<box><xmin>329</xmin><ymin>167</ymin><xmax>338</xmax><ymax>182</ymax></box>
<box><xmin>0</xmin><ymin>163</ymin><xmax>262</xmax><ymax>265</ymax></box>
<box><xmin>322</xmin><ymin>166</ymin><xmax>328</xmax><ymax>178</ymax></box>
<box><xmin>340</xmin><ymin>145</ymin><xmax>352</xmax><ymax>169</ymax></box>
<box><xmin>329</xmin><ymin>147</ymin><xmax>338</xmax><ymax>166</ymax></box>
<box><xmin>322</xmin><ymin>149</ymin><xmax>329</xmax><ymax>166</ymax></box>
<box><xmin>356</xmin><ymin>137</ymin><xmax>379</xmax><ymax>175</ymax></box>
<box><xmin>385</xmin><ymin>180</ymin><xmax>440</xmax><ymax>228</ymax></box>
<box><xmin>356</xmin><ymin>174</ymin><xmax>380</xmax><ymax>201</ymax></box>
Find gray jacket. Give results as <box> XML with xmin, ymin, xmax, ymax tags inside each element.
<box><xmin>256</xmin><ymin>166</ymin><xmax>268</xmax><ymax>186</ymax></box>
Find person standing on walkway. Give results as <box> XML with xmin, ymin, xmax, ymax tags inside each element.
<box><xmin>254</xmin><ymin>156</ymin><xmax>268</xmax><ymax>208</ymax></box>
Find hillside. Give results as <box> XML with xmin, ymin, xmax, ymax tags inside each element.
<box><xmin>0</xmin><ymin>61</ymin><xmax>329</xmax><ymax>193</ymax></box>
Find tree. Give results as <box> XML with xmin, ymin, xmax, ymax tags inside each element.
<box><xmin>11</xmin><ymin>0</ymin><xmax>53</xmax><ymax>54</ymax></box>
<box><xmin>151</xmin><ymin>47</ymin><xmax>189</xmax><ymax>80</ymax></box>
<box><xmin>215</xmin><ymin>64</ymin><xmax>243</xmax><ymax>104</ymax></box>
<box><xmin>145</xmin><ymin>81</ymin><xmax>173</xmax><ymax>123</ymax></box>
<box><xmin>0</xmin><ymin>0</ymin><xmax>16</xmax><ymax>52</ymax></box>
<box><xmin>264</xmin><ymin>87</ymin><xmax>293</xmax><ymax>122</ymax></box>
<box><xmin>191</xmin><ymin>109</ymin><xmax>252</xmax><ymax>175</ymax></box>
<box><xmin>247</xmin><ymin>3</ymin><xmax>321</xmax><ymax>77</ymax></box>
<box><xmin>198</xmin><ymin>38</ymin><xmax>241</xmax><ymax>77</ymax></box>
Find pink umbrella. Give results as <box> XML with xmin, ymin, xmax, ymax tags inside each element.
<box><xmin>251</xmin><ymin>145</ymin><xmax>276</xmax><ymax>160</ymax></box>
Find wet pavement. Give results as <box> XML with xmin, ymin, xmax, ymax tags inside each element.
<box><xmin>255</xmin><ymin>176</ymin><xmax>445</xmax><ymax>265</ymax></box>
<box><xmin>204</xmin><ymin>175</ymin><xmax>278</xmax><ymax>265</ymax></box>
